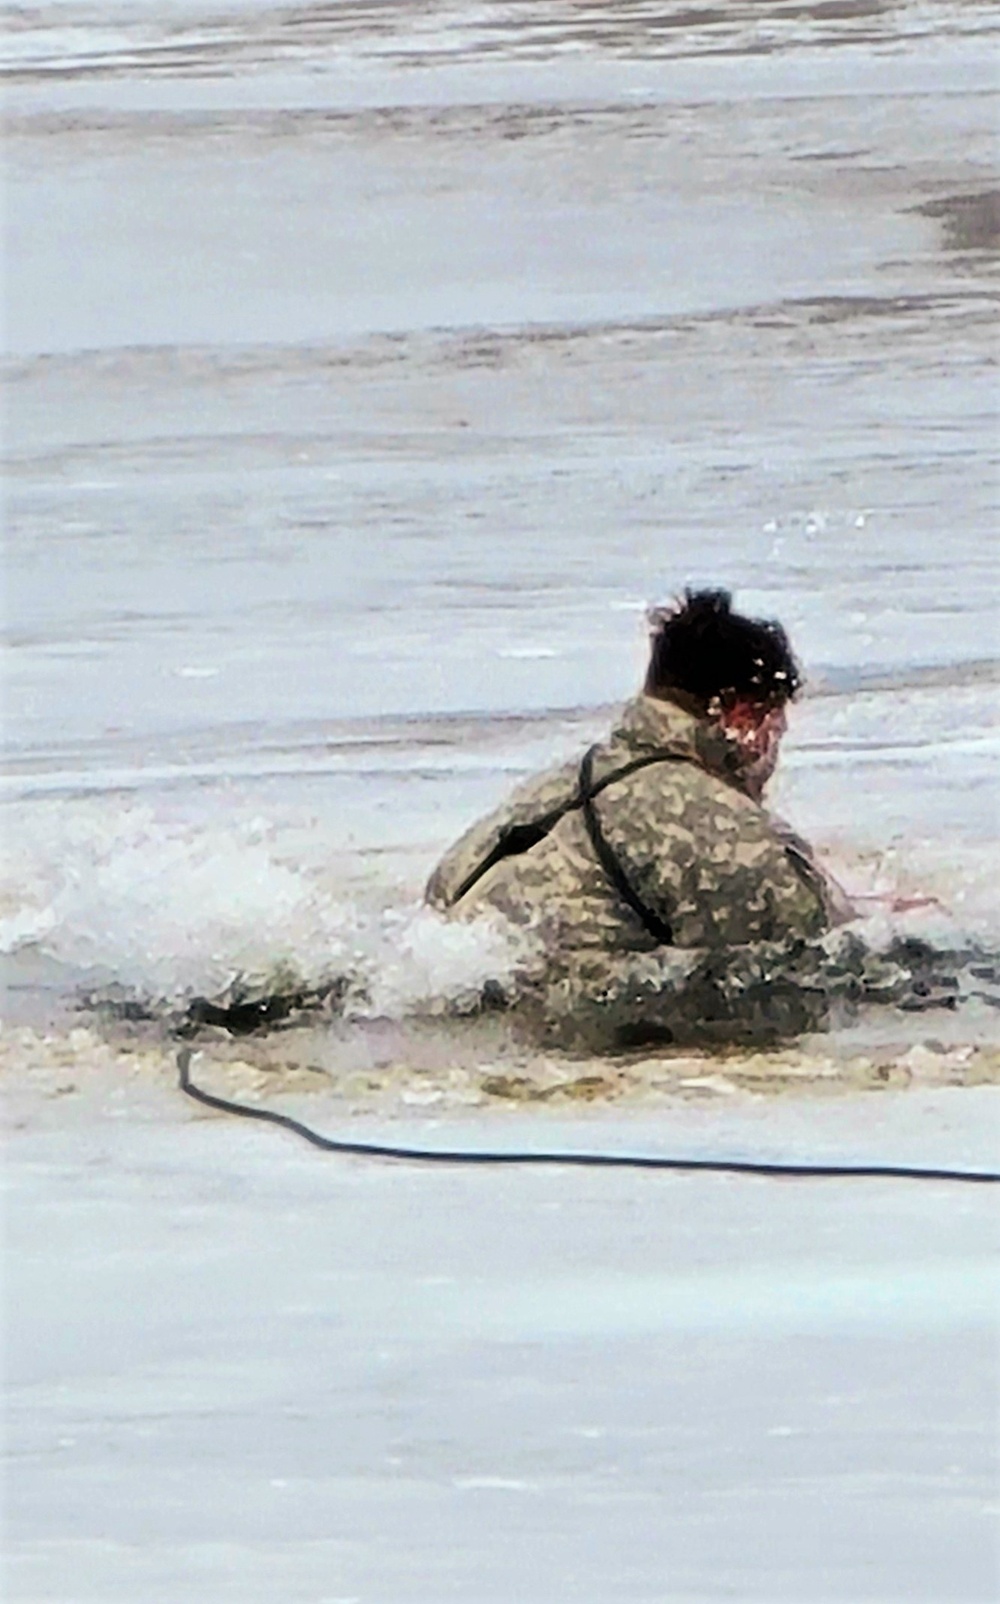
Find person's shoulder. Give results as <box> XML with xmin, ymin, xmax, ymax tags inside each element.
<box><xmin>618</xmin><ymin>754</ymin><xmax>751</xmax><ymax>820</ymax></box>
<box><xmin>618</xmin><ymin>761</ymin><xmax>807</xmax><ymax>871</ymax></box>
<box><xmin>424</xmin><ymin>751</ymin><xmax>583</xmax><ymax>909</ymax></box>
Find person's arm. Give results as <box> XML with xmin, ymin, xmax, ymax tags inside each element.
<box><xmin>765</xmin><ymin>815</ymin><xmax>856</xmax><ymax>926</ymax></box>
<box><xmin>850</xmin><ymin>892</ymin><xmax>944</xmax><ymax>915</ymax></box>
<box><xmin>769</xmin><ymin>821</ymin><xmax>944</xmax><ymax>922</ymax></box>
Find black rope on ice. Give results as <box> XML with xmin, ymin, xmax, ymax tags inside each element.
<box><xmin>178</xmin><ymin>1050</ymin><xmax>1000</xmax><ymax>1184</ymax></box>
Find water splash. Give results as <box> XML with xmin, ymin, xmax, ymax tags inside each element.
<box><xmin>1</xmin><ymin>799</ymin><xmax>354</xmax><ymax>1000</ymax></box>
<box><xmin>354</xmin><ymin>903</ymin><xmax>532</xmax><ymax>1020</ymax></box>
<box><xmin>0</xmin><ymin>797</ymin><xmax>531</xmax><ymax>1018</ymax></box>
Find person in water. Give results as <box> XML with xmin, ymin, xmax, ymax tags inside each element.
<box><xmin>426</xmin><ymin>588</ymin><xmax>857</xmax><ymax>1044</ymax></box>
<box><xmin>428</xmin><ymin>588</ymin><xmax>852</xmax><ymax>944</ymax></box>
<box><xmin>174</xmin><ymin>588</ymin><xmax>963</xmax><ymax>1043</ymax></box>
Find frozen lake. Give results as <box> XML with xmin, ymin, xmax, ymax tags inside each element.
<box><xmin>4</xmin><ymin>0</ymin><xmax>999</xmax><ymax>1015</ymax></box>
<box><xmin>2</xmin><ymin>2</ymin><xmax>999</xmax><ymax>1596</ymax></box>
<box><xmin>5</xmin><ymin>1074</ymin><xmax>999</xmax><ymax>1602</ymax></box>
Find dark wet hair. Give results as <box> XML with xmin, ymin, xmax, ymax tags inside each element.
<box><xmin>644</xmin><ymin>588</ymin><xmax>802</xmax><ymax>709</ymax></box>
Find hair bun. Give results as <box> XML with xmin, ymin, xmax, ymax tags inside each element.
<box><xmin>685</xmin><ymin>588</ymin><xmax>732</xmax><ymax>618</ymax></box>
<box><xmin>645</xmin><ymin>586</ymin><xmax>800</xmax><ymax>707</ymax></box>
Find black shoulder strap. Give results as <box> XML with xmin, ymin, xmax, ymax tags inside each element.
<box><xmin>579</xmin><ymin>745</ymin><xmax>675</xmax><ymax>945</ymax></box>
<box><xmin>452</xmin><ymin>744</ymin><xmax>690</xmax><ymax>910</ymax></box>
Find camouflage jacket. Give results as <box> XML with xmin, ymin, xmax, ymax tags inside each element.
<box><xmin>426</xmin><ymin>694</ymin><xmax>845</xmax><ymax>960</ymax></box>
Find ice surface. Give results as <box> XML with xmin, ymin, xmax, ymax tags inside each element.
<box><xmin>5</xmin><ymin>1083</ymin><xmax>999</xmax><ymax>1602</ymax></box>
<box><xmin>3</xmin><ymin>0</ymin><xmax>997</xmax><ymax>1012</ymax></box>
<box><xmin>2</xmin><ymin>5</ymin><xmax>999</xmax><ymax>1594</ymax></box>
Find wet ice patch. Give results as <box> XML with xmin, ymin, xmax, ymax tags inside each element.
<box><xmin>495</xmin><ymin>645</ymin><xmax>560</xmax><ymax>660</ymax></box>
<box><xmin>430</xmin><ymin>1261</ymin><xmax>1000</xmax><ymax>1342</ymax></box>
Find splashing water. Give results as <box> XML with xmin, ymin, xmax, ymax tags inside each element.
<box><xmin>1</xmin><ymin>800</ymin><xmax>351</xmax><ymax>999</ymax></box>
<box><xmin>355</xmin><ymin>903</ymin><xmax>532</xmax><ymax>1020</ymax></box>
<box><xmin>0</xmin><ymin>795</ymin><xmax>532</xmax><ymax>1021</ymax></box>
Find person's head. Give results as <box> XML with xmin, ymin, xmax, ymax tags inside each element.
<box><xmin>644</xmin><ymin>588</ymin><xmax>802</xmax><ymax>796</ymax></box>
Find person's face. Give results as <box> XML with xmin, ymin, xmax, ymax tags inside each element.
<box><xmin>717</xmin><ymin>700</ymin><xmax>787</xmax><ymax>798</ymax></box>
<box><xmin>748</xmin><ymin>703</ymin><xmax>787</xmax><ymax>795</ymax></box>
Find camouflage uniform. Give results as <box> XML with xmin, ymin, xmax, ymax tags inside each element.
<box><xmin>426</xmin><ymin>695</ymin><xmax>849</xmax><ymax>1046</ymax></box>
